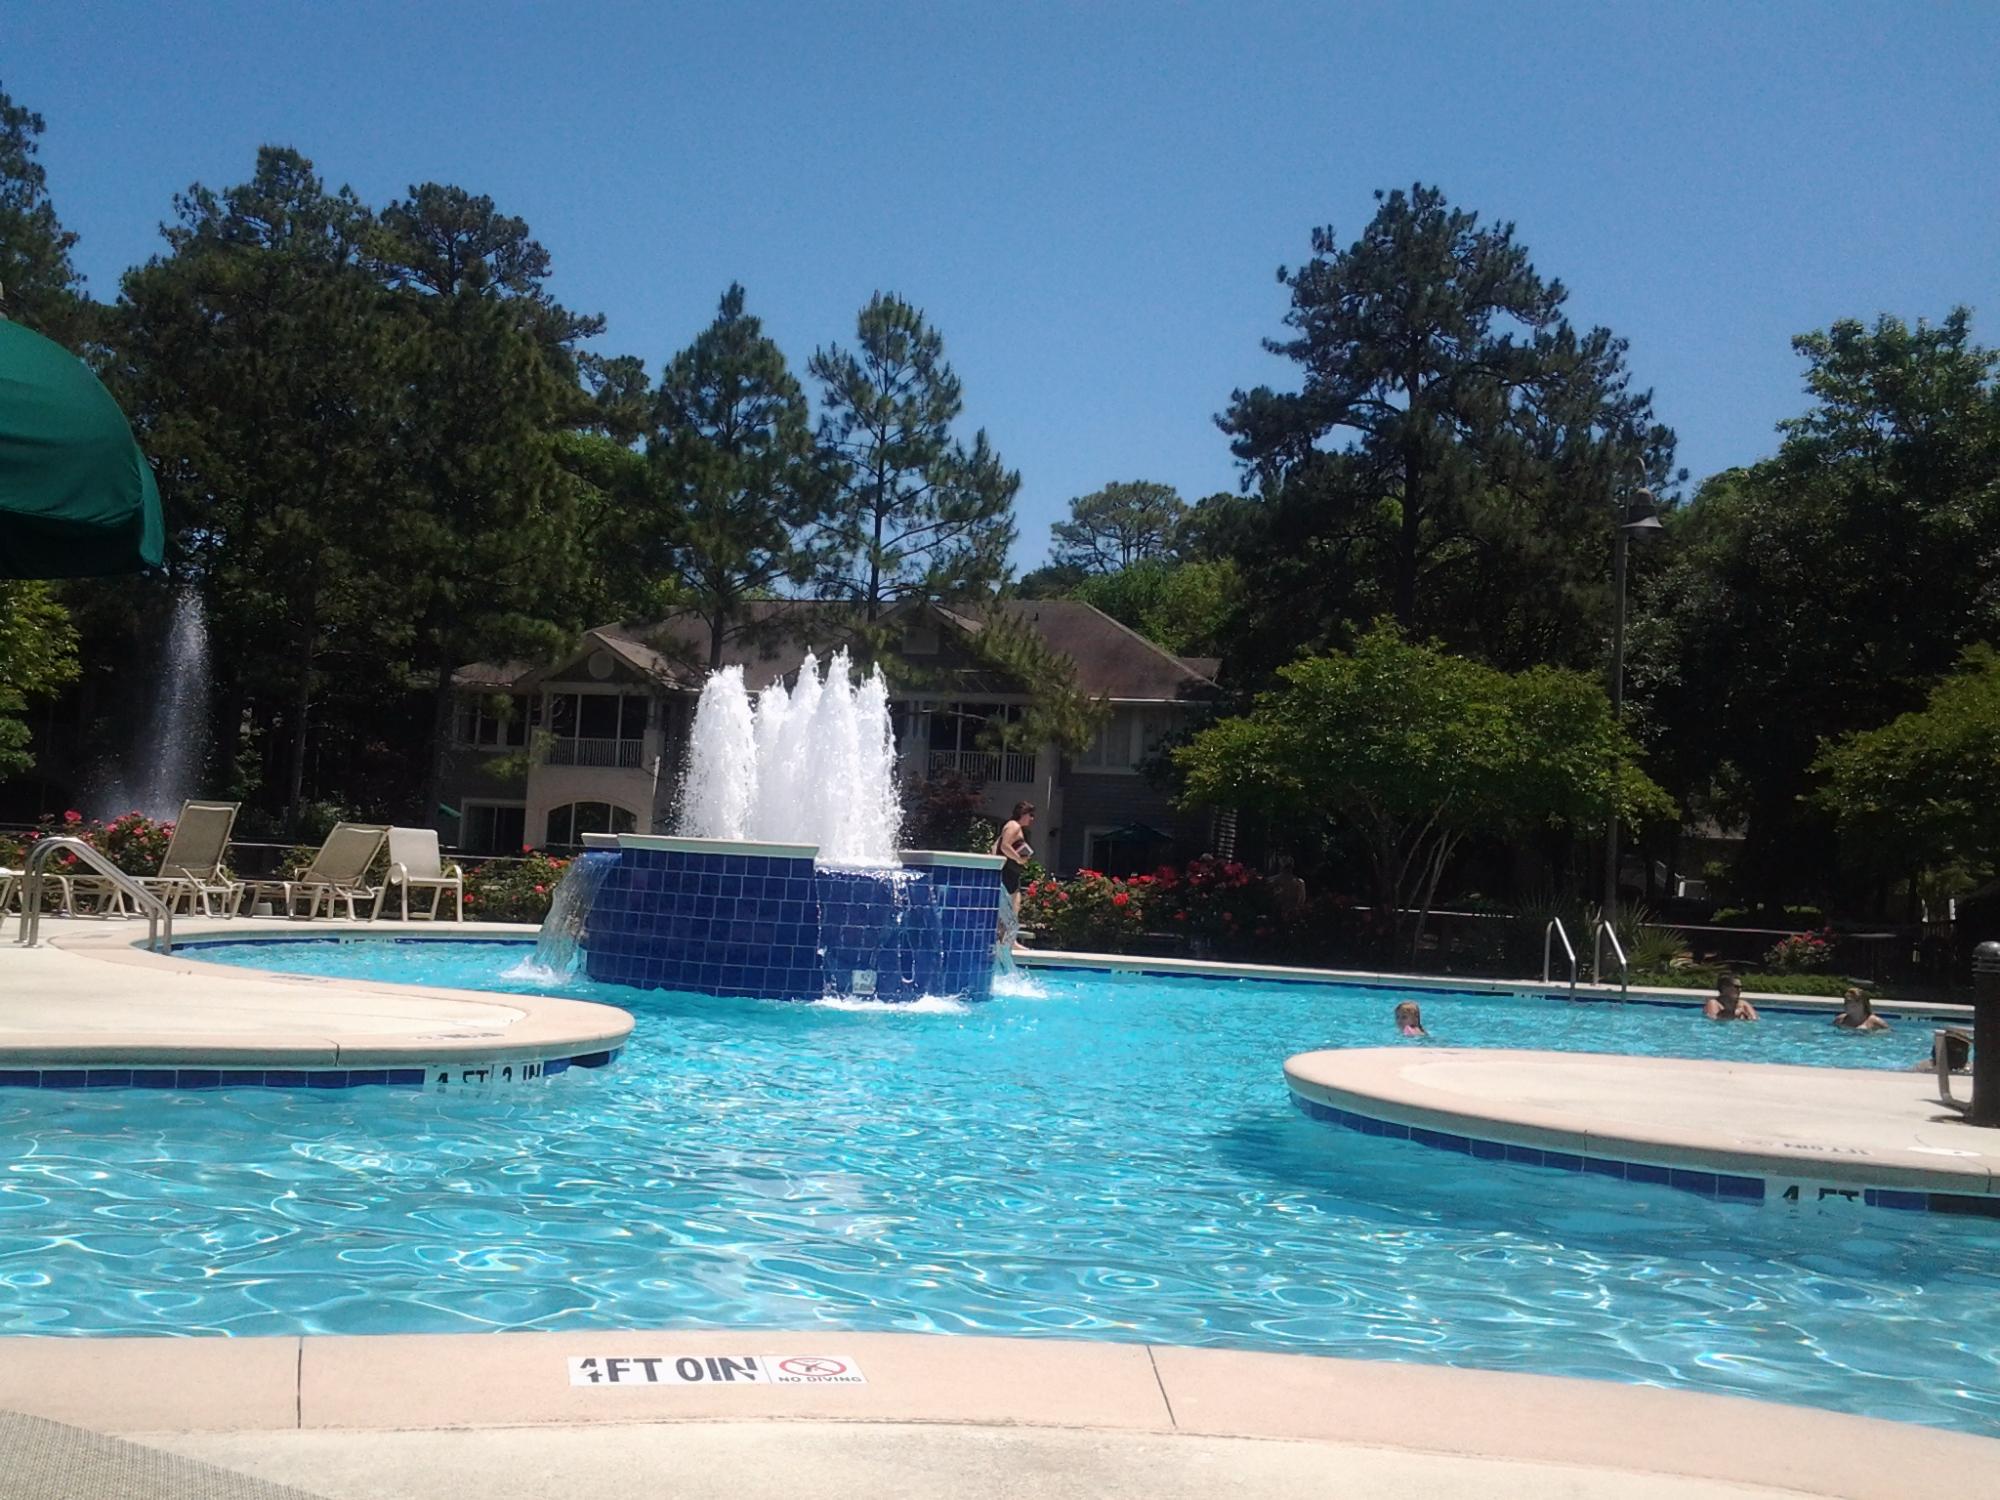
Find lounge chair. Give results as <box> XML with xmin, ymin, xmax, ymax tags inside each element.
<box><xmin>371</xmin><ymin>827</ymin><xmax>464</xmax><ymax>921</ymax></box>
<box><xmin>130</xmin><ymin>800</ymin><xmax>242</xmax><ymax>916</ymax></box>
<box><xmin>241</xmin><ymin>823</ymin><xmax>389</xmax><ymax>920</ymax></box>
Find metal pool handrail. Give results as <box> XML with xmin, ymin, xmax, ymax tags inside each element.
<box><xmin>1543</xmin><ymin>917</ymin><xmax>1577</xmax><ymax>994</ymax></box>
<box><xmin>1593</xmin><ymin>919</ymin><xmax>1630</xmax><ymax>998</ymax></box>
<box><xmin>16</xmin><ymin>837</ymin><xmax>173</xmax><ymax>953</ymax></box>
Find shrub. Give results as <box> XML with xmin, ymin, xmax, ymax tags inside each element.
<box><xmin>23</xmin><ymin>810</ymin><xmax>176</xmax><ymax>875</ymax></box>
<box><xmin>1631</xmin><ymin>966</ymin><xmax>1856</xmax><ymax>998</ymax></box>
<box><xmin>1763</xmin><ymin>927</ymin><xmax>1837</xmax><ymax>973</ymax></box>
<box><xmin>1020</xmin><ymin>869</ymin><xmax>1152</xmax><ymax>952</ymax></box>
<box><xmin>1146</xmin><ymin>856</ymin><xmax>1284</xmax><ymax>953</ymax></box>
<box><xmin>1627</xmin><ymin>921</ymin><xmax>1693</xmax><ymax>973</ymax></box>
<box><xmin>464</xmin><ymin>852</ymin><xmax>572</xmax><ymax>923</ymax></box>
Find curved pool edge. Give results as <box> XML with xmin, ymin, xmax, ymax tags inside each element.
<box><xmin>0</xmin><ymin>915</ymin><xmax>631</xmax><ymax>1091</ymax></box>
<box><xmin>1287</xmin><ymin>1046</ymin><xmax>2000</xmax><ymax>1211</ymax></box>
<box><xmin>0</xmin><ymin>1329</ymin><xmax>1989</xmax><ymax>1499</ymax></box>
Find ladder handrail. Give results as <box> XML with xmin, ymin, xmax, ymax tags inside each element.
<box><xmin>16</xmin><ymin>837</ymin><xmax>174</xmax><ymax>953</ymax></box>
<box><xmin>1593</xmin><ymin>918</ymin><xmax>1630</xmax><ymax>998</ymax></box>
<box><xmin>1543</xmin><ymin>917</ymin><xmax>1577</xmax><ymax>994</ymax></box>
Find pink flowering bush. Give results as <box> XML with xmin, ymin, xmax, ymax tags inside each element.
<box><xmin>1764</xmin><ymin>927</ymin><xmax>1838</xmax><ymax>973</ymax></box>
<box><xmin>1020</xmin><ymin>869</ymin><xmax>1153</xmax><ymax>951</ymax></box>
<box><xmin>464</xmin><ymin>850</ymin><xmax>571</xmax><ymax>923</ymax></box>
<box><xmin>24</xmin><ymin>810</ymin><xmax>176</xmax><ymax>875</ymax></box>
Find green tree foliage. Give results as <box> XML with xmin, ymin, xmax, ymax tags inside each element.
<box><xmin>114</xmin><ymin>147</ymin><xmax>394</xmax><ymax>818</ymax></box>
<box><xmin>1632</xmin><ymin>311</ymin><xmax>2000</xmax><ymax>908</ymax></box>
<box><xmin>0</xmin><ymin>581</ymin><xmax>79</xmax><ymax>772</ymax></box>
<box><xmin>1074</xmin><ymin>557</ymin><xmax>1239</xmax><ymax>657</ymax></box>
<box><xmin>1218</xmin><ymin>184</ymin><xmax>1675</xmax><ymax>678</ymax></box>
<box><xmin>811</xmin><ymin>293</ymin><xmax>1018</xmax><ymax>621</ymax></box>
<box><xmin>1815</xmin><ymin>648</ymin><xmax>2000</xmax><ymax>886</ymax></box>
<box><xmin>1176</xmin><ymin>623</ymin><xmax>1670</xmax><ymax>960</ymax></box>
<box><xmin>1050</xmin><ymin>481</ymin><xmax>1187</xmax><ymax>573</ymax></box>
<box><xmin>368</xmin><ymin>181</ymin><xmax>606</xmax><ymax>819</ymax></box>
<box><xmin>0</xmin><ymin>83</ymin><xmax>89</xmax><ymax>346</ymax></box>
<box><xmin>648</xmin><ymin>284</ymin><xmax>826</xmax><ymax>666</ymax></box>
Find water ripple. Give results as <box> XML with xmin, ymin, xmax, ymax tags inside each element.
<box><xmin>0</xmin><ymin>940</ymin><xmax>1995</xmax><ymax>1436</ymax></box>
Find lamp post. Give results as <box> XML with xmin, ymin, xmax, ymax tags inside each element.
<box><xmin>1604</xmin><ymin>483</ymin><xmax>1663</xmax><ymax>945</ymax></box>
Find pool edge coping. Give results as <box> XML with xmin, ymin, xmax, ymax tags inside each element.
<box><xmin>0</xmin><ymin>1330</ymin><xmax>1989</xmax><ymax>1499</ymax></box>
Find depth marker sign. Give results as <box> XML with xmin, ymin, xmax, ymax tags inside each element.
<box><xmin>568</xmin><ymin>1354</ymin><xmax>865</xmax><ymax>1387</ymax></box>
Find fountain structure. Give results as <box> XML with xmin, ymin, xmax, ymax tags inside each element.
<box><xmin>554</xmin><ymin>650</ymin><xmax>1007</xmax><ymax>1003</ymax></box>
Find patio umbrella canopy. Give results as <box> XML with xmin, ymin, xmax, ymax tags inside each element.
<box><xmin>0</xmin><ymin>317</ymin><xmax>164</xmax><ymax>578</ymax></box>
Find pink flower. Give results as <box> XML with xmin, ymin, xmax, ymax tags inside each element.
<box><xmin>63</xmin><ymin>810</ymin><xmax>82</xmax><ymax>824</ymax></box>
<box><xmin>1112</xmin><ymin>892</ymin><xmax>1129</xmax><ymax>908</ymax></box>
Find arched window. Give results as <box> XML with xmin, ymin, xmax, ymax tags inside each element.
<box><xmin>544</xmin><ymin>802</ymin><xmax>637</xmax><ymax>847</ymax></box>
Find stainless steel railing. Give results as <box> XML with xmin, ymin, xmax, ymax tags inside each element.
<box><xmin>1593</xmin><ymin>919</ymin><xmax>1630</xmax><ymax>998</ymax></box>
<box><xmin>1543</xmin><ymin>917</ymin><xmax>1577</xmax><ymax>994</ymax></box>
<box><xmin>16</xmin><ymin>837</ymin><xmax>174</xmax><ymax>953</ymax></box>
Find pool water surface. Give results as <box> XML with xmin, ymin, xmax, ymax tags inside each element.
<box><xmin>3</xmin><ymin>938</ymin><xmax>1995</xmax><ymax>1435</ymax></box>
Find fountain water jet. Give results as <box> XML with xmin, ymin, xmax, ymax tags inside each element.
<box><xmin>543</xmin><ymin>650</ymin><xmax>1006</xmax><ymax>1003</ymax></box>
<box><xmin>99</xmin><ymin>588</ymin><xmax>211</xmax><ymax>819</ymax></box>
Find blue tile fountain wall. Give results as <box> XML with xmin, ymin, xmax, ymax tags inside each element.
<box><xmin>580</xmin><ymin>843</ymin><xmax>1001</xmax><ymax>1003</ymax></box>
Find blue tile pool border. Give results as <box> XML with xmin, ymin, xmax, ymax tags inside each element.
<box><xmin>0</xmin><ymin>1048</ymin><xmax>621</xmax><ymax>1094</ymax></box>
<box><xmin>1289</xmin><ymin>1092</ymin><xmax>2000</xmax><ymax>1218</ymax></box>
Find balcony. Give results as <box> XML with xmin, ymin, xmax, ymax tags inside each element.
<box><xmin>544</xmin><ymin>735</ymin><xmax>645</xmax><ymax>769</ymax></box>
<box><xmin>927</xmin><ymin>748</ymin><xmax>1038</xmax><ymax>784</ymax></box>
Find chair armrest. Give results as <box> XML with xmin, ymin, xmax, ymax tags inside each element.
<box><xmin>387</xmin><ymin>861</ymin><xmax>410</xmax><ymax>886</ymax></box>
<box><xmin>445</xmin><ymin>864</ymin><xmax>463</xmax><ymax>879</ymax></box>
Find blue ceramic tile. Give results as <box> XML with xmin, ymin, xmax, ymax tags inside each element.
<box><xmin>0</xmin><ymin>1070</ymin><xmax>37</xmax><ymax>1088</ymax></box>
<box><xmin>39</xmin><ymin>1069</ymin><xmax>87</xmax><ymax>1088</ymax></box>
<box><xmin>1669</xmin><ymin>1168</ymin><xmax>1719</xmax><ymax>1197</ymax></box>
<box><xmin>1625</xmin><ymin>1161</ymin><xmax>1671</xmax><ymax>1186</ymax></box>
<box><xmin>83</xmin><ymin>1070</ymin><xmax>132</xmax><ymax>1088</ymax></box>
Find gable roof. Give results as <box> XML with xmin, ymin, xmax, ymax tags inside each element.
<box><xmin>456</xmin><ymin>599</ymin><xmax>1218</xmax><ymax>703</ymax></box>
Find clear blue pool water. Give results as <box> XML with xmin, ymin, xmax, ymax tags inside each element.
<box><xmin>4</xmin><ymin>937</ymin><xmax>1997</xmax><ymax>1435</ymax></box>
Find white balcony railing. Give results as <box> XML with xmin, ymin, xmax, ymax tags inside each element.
<box><xmin>927</xmin><ymin>748</ymin><xmax>1038</xmax><ymax>784</ymax></box>
<box><xmin>544</xmin><ymin>735</ymin><xmax>644</xmax><ymax>768</ymax></box>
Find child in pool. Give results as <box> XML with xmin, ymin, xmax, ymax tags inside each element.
<box><xmin>1394</xmin><ymin>1001</ymin><xmax>1427</xmax><ymax>1037</ymax></box>
<box><xmin>1834</xmin><ymin>987</ymin><xmax>1889</xmax><ymax>1032</ymax></box>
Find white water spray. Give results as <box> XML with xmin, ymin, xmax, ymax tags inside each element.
<box><xmin>101</xmin><ymin>588</ymin><xmax>211</xmax><ymax>819</ymax></box>
<box><xmin>677</xmin><ymin>649</ymin><xmax>904</xmax><ymax>865</ymax></box>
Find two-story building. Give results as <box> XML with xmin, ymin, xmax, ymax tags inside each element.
<box><xmin>438</xmin><ymin>600</ymin><xmax>1221</xmax><ymax>874</ymax></box>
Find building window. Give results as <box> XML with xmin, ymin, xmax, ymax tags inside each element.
<box><xmin>461</xmin><ymin>803</ymin><xmax>526</xmax><ymax>855</ymax></box>
<box><xmin>544</xmin><ymin>692</ymin><xmax>650</xmax><ymax>767</ymax></box>
<box><xmin>1076</xmin><ymin>708</ymin><xmax>1171</xmax><ymax>774</ymax></box>
<box><xmin>455</xmin><ymin>694</ymin><xmax>529</xmax><ymax>749</ymax></box>
<box><xmin>544</xmin><ymin>801</ymin><xmax>637</xmax><ymax>847</ymax></box>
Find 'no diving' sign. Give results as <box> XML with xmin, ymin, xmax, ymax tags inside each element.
<box><xmin>568</xmin><ymin>1354</ymin><xmax>865</xmax><ymax>1387</ymax></box>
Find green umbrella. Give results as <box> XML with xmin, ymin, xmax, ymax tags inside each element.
<box><xmin>0</xmin><ymin>317</ymin><xmax>164</xmax><ymax>578</ymax></box>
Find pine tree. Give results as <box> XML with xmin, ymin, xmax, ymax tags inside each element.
<box><xmin>650</xmin><ymin>285</ymin><xmax>827</xmax><ymax>666</ymax></box>
<box><xmin>810</xmin><ymin>293</ymin><xmax>1018</xmax><ymax>623</ymax></box>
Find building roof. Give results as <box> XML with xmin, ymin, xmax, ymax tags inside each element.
<box><xmin>457</xmin><ymin>599</ymin><xmax>1219</xmax><ymax>704</ymax></box>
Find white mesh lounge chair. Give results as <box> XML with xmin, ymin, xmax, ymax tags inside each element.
<box><xmin>131</xmin><ymin>800</ymin><xmax>241</xmax><ymax>917</ymax></box>
<box><xmin>371</xmin><ymin>827</ymin><xmax>464</xmax><ymax>921</ymax></box>
<box><xmin>242</xmin><ymin>823</ymin><xmax>389</xmax><ymax>920</ymax></box>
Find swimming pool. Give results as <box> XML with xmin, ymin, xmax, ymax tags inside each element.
<box><xmin>5</xmin><ymin>937</ymin><xmax>1996</xmax><ymax>1435</ymax></box>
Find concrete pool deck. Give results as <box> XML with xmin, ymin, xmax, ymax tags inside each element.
<box><xmin>1288</xmin><ymin>1047</ymin><xmax>2000</xmax><ymax>1199</ymax></box>
<box><xmin>0</xmin><ymin>914</ymin><xmax>631</xmax><ymax>1074</ymax></box>
<box><xmin>2</xmin><ymin>1331</ymin><xmax>1994</xmax><ymax>1500</ymax></box>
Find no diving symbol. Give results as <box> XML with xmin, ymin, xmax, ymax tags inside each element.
<box><xmin>779</xmin><ymin>1357</ymin><xmax>846</xmax><ymax>1377</ymax></box>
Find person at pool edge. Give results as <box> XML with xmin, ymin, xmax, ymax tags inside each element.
<box><xmin>1834</xmin><ymin>987</ymin><xmax>1889</xmax><ymax>1032</ymax></box>
<box><xmin>1704</xmin><ymin>972</ymin><xmax>1759</xmax><ymax>1022</ymax></box>
<box><xmin>992</xmin><ymin>800</ymin><xmax>1036</xmax><ymax>936</ymax></box>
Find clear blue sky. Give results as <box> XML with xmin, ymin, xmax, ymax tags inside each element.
<box><xmin>12</xmin><ymin>2</ymin><xmax>1999</xmax><ymax>567</ymax></box>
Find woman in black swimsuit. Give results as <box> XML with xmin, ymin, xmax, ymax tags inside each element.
<box><xmin>993</xmin><ymin>801</ymin><xmax>1036</xmax><ymax>922</ymax></box>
